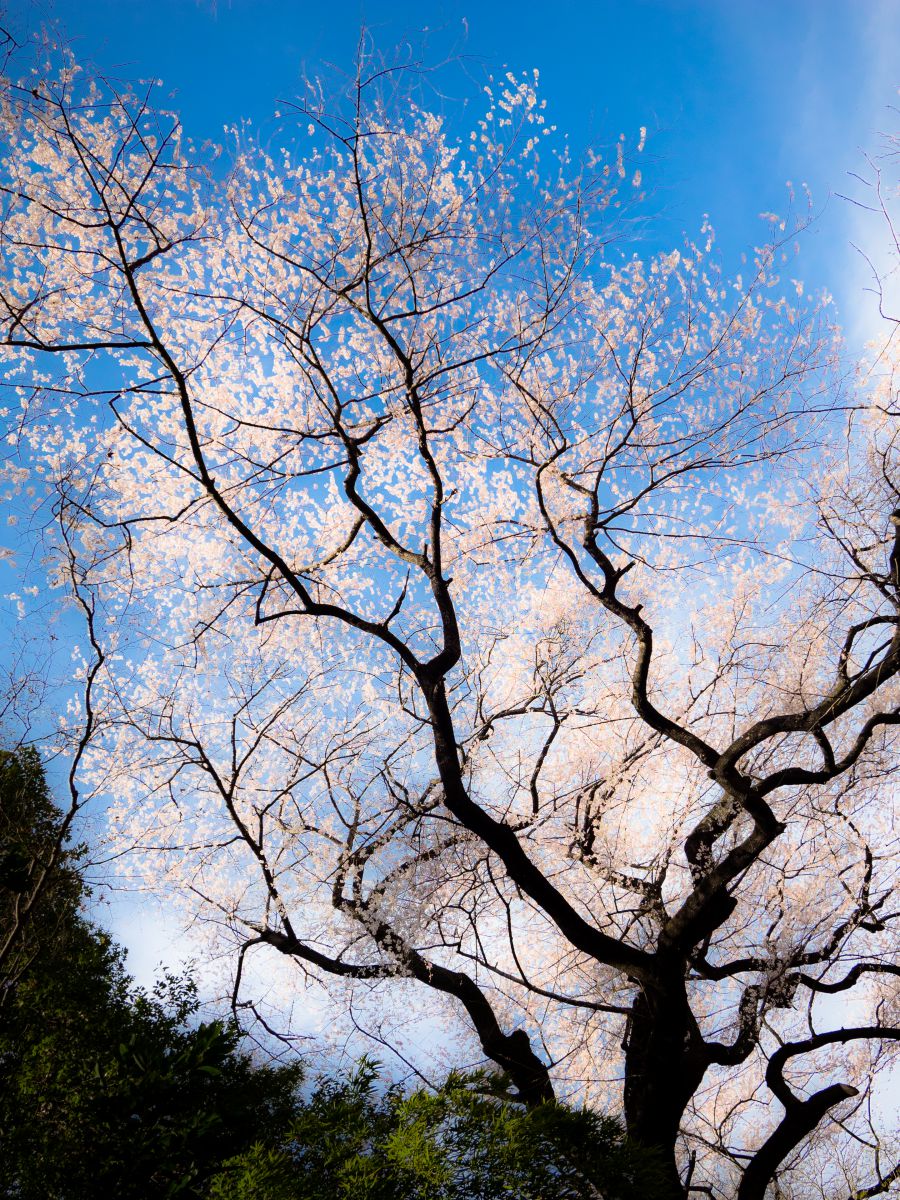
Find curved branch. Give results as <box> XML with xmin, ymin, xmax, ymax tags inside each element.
<box><xmin>799</xmin><ymin>962</ymin><xmax>900</xmax><ymax>994</ymax></box>
<box><xmin>736</xmin><ymin>1025</ymin><xmax>900</xmax><ymax>1200</ymax></box>
<box><xmin>258</xmin><ymin>916</ymin><xmax>555</xmax><ymax>1106</ymax></box>
<box><xmin>737</xmin><ymin>1082</ymin><xmax>860</xmax><ymax>1200</ymax></box>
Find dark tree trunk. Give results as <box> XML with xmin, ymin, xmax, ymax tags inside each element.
<box><xmin>623</xmin><ymin>968</ymin><xmax>708</xmax><ymax>1197</ymax></box>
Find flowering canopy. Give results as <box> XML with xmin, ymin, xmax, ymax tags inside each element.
<box><xmin>2</xmin><ymin>39</ymin><xmax>899</xmax><ymax>1198</ymax></box>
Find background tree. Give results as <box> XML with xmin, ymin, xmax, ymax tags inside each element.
<box><xmin>0</xmin><ymin>743</ymin><xmax>306</xmax><ymax>1199</ymax></box>
<box><xmin>209</xmin><ymin>1060</ymin><xmax>666</xmax><ymax>1200</ymax></box>
<box><xmin>0</xmin><ymin>744</ymin><xmax>83</xmax><ymax>996</ymax></box>
<box><xmin>0</xmin><ymin>549</ymin><xmax>101</xmax><ymax>990</ymax></box>
<box><xmin>1</xmin><ymin>37</ymin><xmax>899</xmax><ymax>1197</ymax></box>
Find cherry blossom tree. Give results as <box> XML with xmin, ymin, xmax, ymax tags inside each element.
<box><xmin>2</xmin><ymin>38</ymin><xmax>899</xmax><ymax>1198</ymax></box>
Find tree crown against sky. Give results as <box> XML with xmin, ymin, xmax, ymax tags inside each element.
<box><xmin>1</xmin><ymin>30</ymin><xmax>900</xmax><ymax>1200</ymax></box>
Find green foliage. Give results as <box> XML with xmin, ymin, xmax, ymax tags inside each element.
<box><xmin>0</xmin><ymin>746</ymin><xmax>84</xmax><ymax>990</ymax></box>
<box><xmin>0</xmin><ymin>745</ymin><xmax>303</xmax><ymax>1200</ymax></box>
<box><xmin>210</xmin><ymin>1061</ymin><xmax>669</xmax><ymax>1200</ymax></box>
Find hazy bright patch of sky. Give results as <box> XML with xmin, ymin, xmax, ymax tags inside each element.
<box><xmin>4</xmin><ymin>0</ymin><xmax>899</xmax><ymax>991</ymax></box>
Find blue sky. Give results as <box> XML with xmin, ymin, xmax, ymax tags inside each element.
<box><xmin>4</xmin><ymin>0</ymin><xmax>899</xmax><ymax>984</ymax></box>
